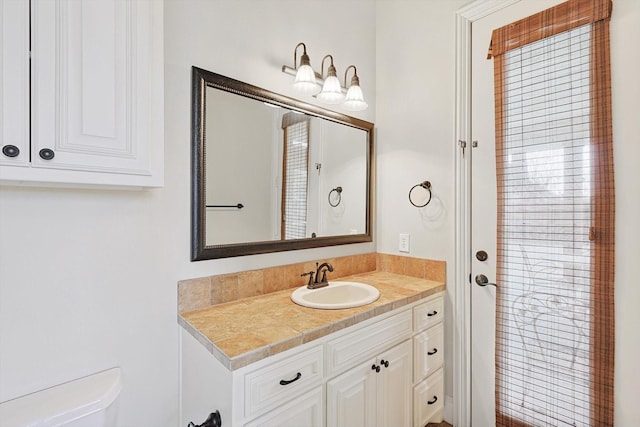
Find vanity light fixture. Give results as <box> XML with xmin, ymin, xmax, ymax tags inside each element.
<box><xmin>281</xmin><ymin>42</ymin><xmax>368</xmax><ymax>111</ymax></box>
<box><xmin>343</xmin><ymin>65</ymin><xmax>368</xmax><ymax>111</ymax></box>
<box><xmin>290</xmin><ymin>42</ymin><xmax>319</xmax><ymax>95</ymax></box>
<box><xmin>317</xmin><ymin>55</ymin><xmax>345</xmax><ymax>104</ymax></box>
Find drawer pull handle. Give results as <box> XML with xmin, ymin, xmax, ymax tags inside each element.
<box><xmin>427</xmin><ymin>348</ymin><xmax>438</xmax><ymax>356</ymax></box>
<box><xmin>427</xmin><ymin>396</ymin><xmax>438</xmax><ymax>405</ymax></box>
<box><xmin>279</xmin><ymin>372</ymin><xmax>302</xmax><ymax>386</ymax></box>
<box><xmin>427</xmin><ymin>310</ymin><xmax>438</xmax><ymax>317</ymax></box>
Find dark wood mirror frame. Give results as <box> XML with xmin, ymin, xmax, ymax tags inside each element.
<box><xmin>191</xmin><ymin>67</ymin><xmax>374</xmax><ymax>261</ymax></box>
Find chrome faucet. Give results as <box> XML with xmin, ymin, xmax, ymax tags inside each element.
<box><xmin>301</xmin><ymin>261</ymin><xmax>334</xmax><ymax>289</ymax></box>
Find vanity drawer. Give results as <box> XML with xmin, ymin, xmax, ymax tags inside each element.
<box><xmin>243</xmin><ymin>345</ymin><xmax>323</xmax><ymax>419</ymax></box>
<box><xmin>413</xmin><ymin>294</ymin><xmax>444</xmax><ymax>332</ymax></box>
<box><xmin>325</xmin><ymin>310</ymin><xmax>413</xmax><ymax>377</ymax></box>
<box><xmin>244</xmin><ymin>386</ymin><xmax>324</xmax><ymax>427</ymax></box>
<box><xmin>413</xmin><ymin>323</ymin><xmax>444</xmax><ymax>382</ymax></box>
<box><xmin>413</xmin><ymin>368</ymin><xmax>444</xmax><ymax>427</ymax></box>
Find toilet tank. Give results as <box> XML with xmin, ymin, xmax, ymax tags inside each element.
<box><xmin>0</xmin><ymin>367</ymin><xmax>122</xmax><ymax>427</ymax></box>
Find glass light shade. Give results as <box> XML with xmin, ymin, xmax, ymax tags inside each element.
<box><xmin>343</xmin><ymin>84</ymin><xmax>368</xmax><ymax>111</ymax></box>
<box><xmin>317</xmin><ymin>75</ymin><xmax>345</xmax><ymax>104</ymax></box>
<box><xmin>293</xmin><ymin>64</ymin><xmax>319</xmax><ymax>95</ymax></box>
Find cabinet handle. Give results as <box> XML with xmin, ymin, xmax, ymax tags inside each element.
<box><xmin>380</xmin><ymin>359</ymin><xmax>389</xmax><ymax>368</ymax></box>
<box><xmin>371</xmin><ymin>364</ymin><xmax>380</xmax><ymax>373</ymax></box>
<box><xmin>427</xmin><ymin>396</ymin><xmax>438</xmax><ymax>405</ymax></box>
<box><xmin>427</xmin><ymin>310</ymin><xmax>438</xmax><ymax>317</ymax></box>
<box><xmin>2</xmin><ymin>145</ymin><xmax>20</xmax><ymax>158</ymax></box>
<box><xmin>279</xmin><ymin>372</ymin><xmax>302</xmax><ymax>386</ymax></box>
<box><xmin>39</xmin><ymin>148</ymin><xmax>55</xmax><ymax>160</ymax></box>
<box><xmin>427</xmin><ymin>348</ymin><xmax>438</xmax><ymax>356</ymax></box>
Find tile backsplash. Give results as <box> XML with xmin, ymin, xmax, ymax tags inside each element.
<box><xmin>178</xmin><ymin>253</ymin><xmax>445</xmax><ymax>313</ymax></box>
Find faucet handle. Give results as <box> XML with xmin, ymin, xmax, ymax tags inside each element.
<box><xmin>301</xmin><ymin>271</ymin><xmax>315</xmax><ymax>287</ymax></box>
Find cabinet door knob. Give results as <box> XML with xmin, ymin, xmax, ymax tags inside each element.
<box><xmin>427</xmin><ymin>396</ymin><xmax>438</xmax><ymax>405</ymax></box>
<box><xmin>380</xmin><ymin>359</ymin><xmax>389</xmax><ymax>368</ymax></box>
<box><xmin>2</xmin><ymin>145</ymin><xmax>20</xmax><ymax>158</ymax></box>
<box><xmin>39</xmin><ymin>148</ymin><xmax>55</xmax><ymax>160</ymax></box>
<box><xmin>427</xmin><ymin>348</ymin><xmax>438</xmax><ymax>356</ymax></box>
<box><xmin>371</xmin><ymin>364</ymin><xmax>380</xmax><ymax>373</ymax></box>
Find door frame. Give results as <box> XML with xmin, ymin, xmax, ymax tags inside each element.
<box><xmin>453</xmin><ymin>1</ymin><xmax>521</xmax><ymax>426</ymax></box>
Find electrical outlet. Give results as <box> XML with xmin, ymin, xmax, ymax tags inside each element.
<box><xmin>399</xmin><ymin>233</ymin><xmax>410</xmax><ymax>253</ymax></box>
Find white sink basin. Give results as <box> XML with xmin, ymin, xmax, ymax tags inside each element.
<box><xmin>291</xmin><ymin>281</ymin><xmax>380</xmax><ymax>310</ymax></box>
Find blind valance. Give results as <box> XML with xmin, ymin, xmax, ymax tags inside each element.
<box><xmin>487</xmin><ymin>0</ymin><xmax>612</xmax><ymax>59</ymax></box>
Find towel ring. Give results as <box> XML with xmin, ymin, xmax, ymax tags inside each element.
<box><xmin>328</xmin><ymin>186</ymin><xmax>343</xmax><ymax>207</ymax></box>
<box><xmin>409</xmin><ymin>181</ymin><xmax>432</xmax><ymax>208</ymax></box>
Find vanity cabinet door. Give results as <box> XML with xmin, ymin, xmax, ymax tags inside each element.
<box><xmin>377</xmin><ymin>339</ymin><xmax>412</xmax><ymax>427</ymax></box>
<box><xmin>0</xmin><ymin>0</ymin><xmax>30</xmax><ymax>168</ymax></box>
<box><xmin>326</xmin><ymin>357</ymin><xmax>378</xmax><ymax>427</ymax></box>
<box><xmin>327</xmin><ymin>339</ymin><xmax>412</xmax><ymax>427</ymax></box>
<box><xmin>1</xmin><ymin>0</ymin><xmax>164</xmax><ymax>187</ymax></box>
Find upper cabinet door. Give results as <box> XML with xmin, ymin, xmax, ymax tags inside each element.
<box><xmin>0</xmin><ymin>0</ymin><xmax>30</xmax><ymax>168</ymax></box>
<box><xmin>29</xmin><ymin>0</ymin><xmax>164</xmax><ymax>186</ymax></box>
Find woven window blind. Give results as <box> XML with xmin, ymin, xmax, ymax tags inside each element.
<box><xmin>281</xmin><ymin>114</ymin><xmax>310</xmax><ymax>240</ymax></box>
<box><xmin>489</xmin><ymin>1</ymin><xmax>614</xmax><ymax>426</ymax></box>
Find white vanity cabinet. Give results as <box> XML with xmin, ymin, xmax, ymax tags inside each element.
<box><xmin>0</xmin><ymin>0</ymin><xmax>29</xmax><ymax>168</ymax></box>
<box><xmin>0</xmin><ymin>0</ymin><xmax>163</xmax><ymax>187</ymax></box>
<box><xmin>180</xmin><ymin>291</ymin><xmax>445</xmax><ymax>427</ymax></box>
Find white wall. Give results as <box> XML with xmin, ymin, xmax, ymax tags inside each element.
<box><xmin>375</xmin><ymin>0</ymin><xmax>467</xmax><ymax>415</ymax></box>
<box><xmin>0</xmin><ymin>1</ymin><xmax>376</xmax><ymax>426</ymax></box>
<box><xmin>205</xmin><ymin>90</ymin><xmax>275</xmax><ymax>244</ymax></box>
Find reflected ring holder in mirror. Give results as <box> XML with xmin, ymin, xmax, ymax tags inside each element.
<box><xmin>409</xmin><ymin>181</ymin><xmax>432</xmax><ymax>208</ymax></box>
<box><xmin>328</xmin><ymin>186</ymin><xmax>343</xmax><ymax>207</ymax></box>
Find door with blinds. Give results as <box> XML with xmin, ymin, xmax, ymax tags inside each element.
<box><xmin>470</xmin><ymin>0</ymin><xmax>614</xmax><ymax>426</ymax></box>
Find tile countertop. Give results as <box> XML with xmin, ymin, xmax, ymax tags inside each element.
<box><xmin>178</xmin><ymin>271</ymin><xmax>445</xmax><ymax>371</ymax></box>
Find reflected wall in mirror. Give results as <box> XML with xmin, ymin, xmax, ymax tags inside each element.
<box><xmin>192</xmin><ymin>67</ymin><xmax>374</xmax><ymax>260</ymax></box>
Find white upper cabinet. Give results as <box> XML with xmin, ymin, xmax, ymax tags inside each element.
<box><xmin>0</xmin><ymin>0</ymin><xmax>163</xmax><ymax>187</ymax></box>
<box><xmin>0</xmin><ymin>0</ymin><xmax>30</xmax><ymax>168</ymax></box>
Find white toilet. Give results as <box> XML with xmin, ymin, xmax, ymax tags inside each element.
<box><xmin>0</xmin><ymin>367</ymin><xmax>122</xmax><ymax>427</ymax></box>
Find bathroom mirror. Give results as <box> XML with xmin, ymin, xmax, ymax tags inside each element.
<box><xmin>191</xmin><ymin>67</ymin><xmax>374</xmax><ymax>260</ymax></box>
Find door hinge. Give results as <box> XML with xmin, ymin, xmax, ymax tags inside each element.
<box><xmin>458</xmin><ymin>140</ymin><xmax>467</xmax><ymax>157</ymax></box>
